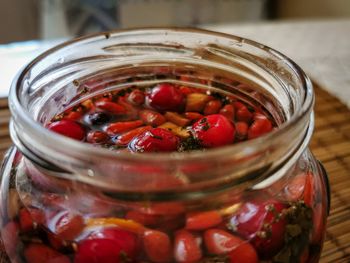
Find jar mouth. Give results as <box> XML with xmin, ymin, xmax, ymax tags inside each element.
<box><xmin>9</xmin><ymin>28</ymin><xmax>314</xmax><ymax>192</ymax></box>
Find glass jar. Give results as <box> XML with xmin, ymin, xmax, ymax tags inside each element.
<box><xmin>0</xmin><ymin>28</ymin><xmax>329</xmax><ymax>263</ymax></box>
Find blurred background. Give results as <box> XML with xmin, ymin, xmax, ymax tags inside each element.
<box><xmin>0</xmin><ymin>0</ymin><xmax>350</xmax><ymax>43</ymax></box>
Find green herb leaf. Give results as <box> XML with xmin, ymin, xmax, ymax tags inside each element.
<box><xmin>273</xmin><ymin>201</ymin><xmax>313</xmax><ymax>263</ymax></box>
<box><xmin>178</xmin><ymin>135</ymin><xmax>203</xmax><ymax>152</ymax></box>
<box><xmin>286</xmin><ymin>224</ymin><xmax>302</xmax><ymax>237</ymax></box>
<box><xmin>202</xmin><ymin>254</ymin><xmax>230</xmax><ymax>263</ymax></box>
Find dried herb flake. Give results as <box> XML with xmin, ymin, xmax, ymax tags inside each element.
<box><xmin>272</xmin><ymin>201</ymin><xmax>313</xmax><ymax>263</ymax></box>
<box><xmin>178</xmin><ymin>136</ymin><xmax>203</xmax><ymax>152</ymax></box>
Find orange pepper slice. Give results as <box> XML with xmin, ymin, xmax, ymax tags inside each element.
<box><xmin>86</xmin><ymin>217</ymin><xmax>146</xmax><ymax>234</ymax></box>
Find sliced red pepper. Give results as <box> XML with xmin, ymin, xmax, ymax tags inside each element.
<box><xmin>204</xmin><ymin>228</ymin><xmax>258</xmax><ymax>263</ymax></box>
<box><xmin>95</xmin><ymin>100</ymin><xmax>126</xmax><ymax>114</ymax></box>
<box><xmin>143</xmin><ymin>230</ymin><xmax>172</xmax><ymax>262</ymax></box>
<box><xmin>114</xmin><ymin>126</ymin><xmax>152</xmax><ymax>146</ymax></box>
<box><xmin>106</xmin><ymin>120</ymin><xmax>143</xmax><ymax>135</ymax></box>
<box><xmin>186</xmin><ymin>210</ymin><xmax>222</xmax><ymax>230</ymax></box>
<box><xmin>139</xmin><ymin>109</ymin><xmax>166</xmax><ymax>127</ymax></box>
<box><xmin>174</xmin><ymin>230</ymin><xmax>202</xmax><ymax>262</ymax></box>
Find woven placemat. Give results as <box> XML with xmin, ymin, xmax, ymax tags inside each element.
<box><xmin>0</xmin><ymin>83</ymin><xmax>349</xmax><ymax>262</ymax></box>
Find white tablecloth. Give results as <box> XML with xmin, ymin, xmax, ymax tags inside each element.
<box><xmin>208</xmin><ymin>19</ymin><xmax>350</xmax><ymax>107</ymax></box>
<box><xmin>1</xmin><ymin>19</ymin><xmax>350</xmax><ymax>107</ymax></box>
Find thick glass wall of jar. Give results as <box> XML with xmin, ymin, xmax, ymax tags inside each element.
<box><xmin>0</xmin><ymin>28</ymin><xmax>329</xmax><ymax>263</ymax></box>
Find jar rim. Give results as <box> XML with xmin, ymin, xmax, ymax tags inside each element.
<box><xmin>9</xmin><ymin>27</ymin><xmax>314</xmax><ymax>166</ymax></box>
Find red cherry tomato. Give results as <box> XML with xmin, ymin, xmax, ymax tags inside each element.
<box><xmin>174</xmin><ymin>230</ymin><xmax>202</xmax><ymax>262</ymax></box>
<box><xmin>148</xmin><ymin>83</ymin><xmax>184</xmax><ymax>111</ymax></box>
<box><xmin>129</xmin><ymin>128</ymin><xmax>180</xmax><ymax>152</ymax></box>
<box><xmin>24</xmin><ymin>243</ymin><xmax>70</xmax><ymax>263</ymax></box>
<box><xmin>128</xmin><ymin>89</ymin><xmax>145</xmax><ymax>105</ymax></box>
<box><xmin>179</xmin><ymin>86</ymin><xmax>193</xmax><ymax>95</ymax></box>
<box><xmin>229</xmin><ymin>200</ymin><xmax>287</xmax><ymax>259</ymax></box>
<box><xmin>64</xmin><ymin>111</ymin><xmax>82</xmax><ymax>121</ymax></box>
<box><xmin>186</xmin><ymin>210</ymin><xmax>222</xmax><ymax>230</ymax></box>
<box><xmin>284</xmin><ymin>173</ymin><xmax>310</xmax><ymax>202</ymax></box>
<box><xmin>75</xmin><ymin>228</ymin><xmax>138</xmax><ymax>263</ymax></box>
<box><xmin>19</xmin><ymin>208</ymin><xmax>46</xmax><ymax>232</ymax></box>
<box><xmin>235</xmin><ymin>121</ymin><xmax>248</xmax><ymax>141</ymax></box>
<box><xmin>49</xmin><ymin>211</ymin><xmax>85</xmax><ymax>240</ymax></box>
<box><xmin>125</xmin><ymin>210</ymin><xmax>160</xmax><ymax>226</ymax></box>
<box><xmin>48</xmin><ymin>120</ymin><xmax>85</xmax><ymax>140</ymax></box>
<box><xmin>234</xmin><ymin>102</ymin><xmax>253</xmax><ymax>123</ymax></box>
<box><xmin>75</xmin><ymin>239</ymin><xmax>129</xmax><ymax>263</ymax></box>
<box><xmin>2</xmin><ymin>221</ymin><xmax>19</xmax><ymax>257</ymax></box>
<box><xmin>143</xmin><ymin>230</ymin><xmax>172</xmax><ymax>262</ymax></box>
<box><xmin>48</xmin><ymin>232</ymin><xmax>66</xmax><ymax>250</ymax></box>
<box><xmin>248</xmin><ymin>117</ymin><xmax>273</xmax><ymax>139</ymax></box>
<box><xmin>229</xmin><ymin>241</ymin><xmax>259</xmax><ymax>263</ymax></box>
<box><xmin>204</xmin><ymin>100</ymin><xmax>222</xmax><ymax>115</ymax></box>
<box><xmin>192</xmin><ymin>114</ymin><xmax>235</xmax><ymax>148</ymax></box>
<box><xmin>219</xmin><ymin>104</ymin><xmax>235</xmax><ymax>120</ymax></box>
<box><xmin>204</xmin><ymin>229</ymin><xmax>258</xmax><ymax>263</ymax></box>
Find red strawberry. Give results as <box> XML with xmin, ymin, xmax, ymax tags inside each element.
<box><xmin>148</xmin><ymin>83</ymin><xmax>184</xmax><ymax>111</ymax></box>
<box><xmin>48</xmin><ymin>120</ymin><xmax>85</xmax><ymax>140</ymax></box>
<box><xmin>24</xmin><ymin>243</ymin><xmax>70</xmax><ymax>263</ymax></box>
<box><xmin>192</xmin><ymin>114</ymin><xmax>235</xmax><ymax>148</ymax></box>
<box><xmin>229</xmin><ymin>200</ymin><xmax>287</xmax><ymax>259</ymax></box>
<box><xmin>129</xmin><ymin>128</ymin><xmax>180</xmax><ymax>152</ymax></box>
